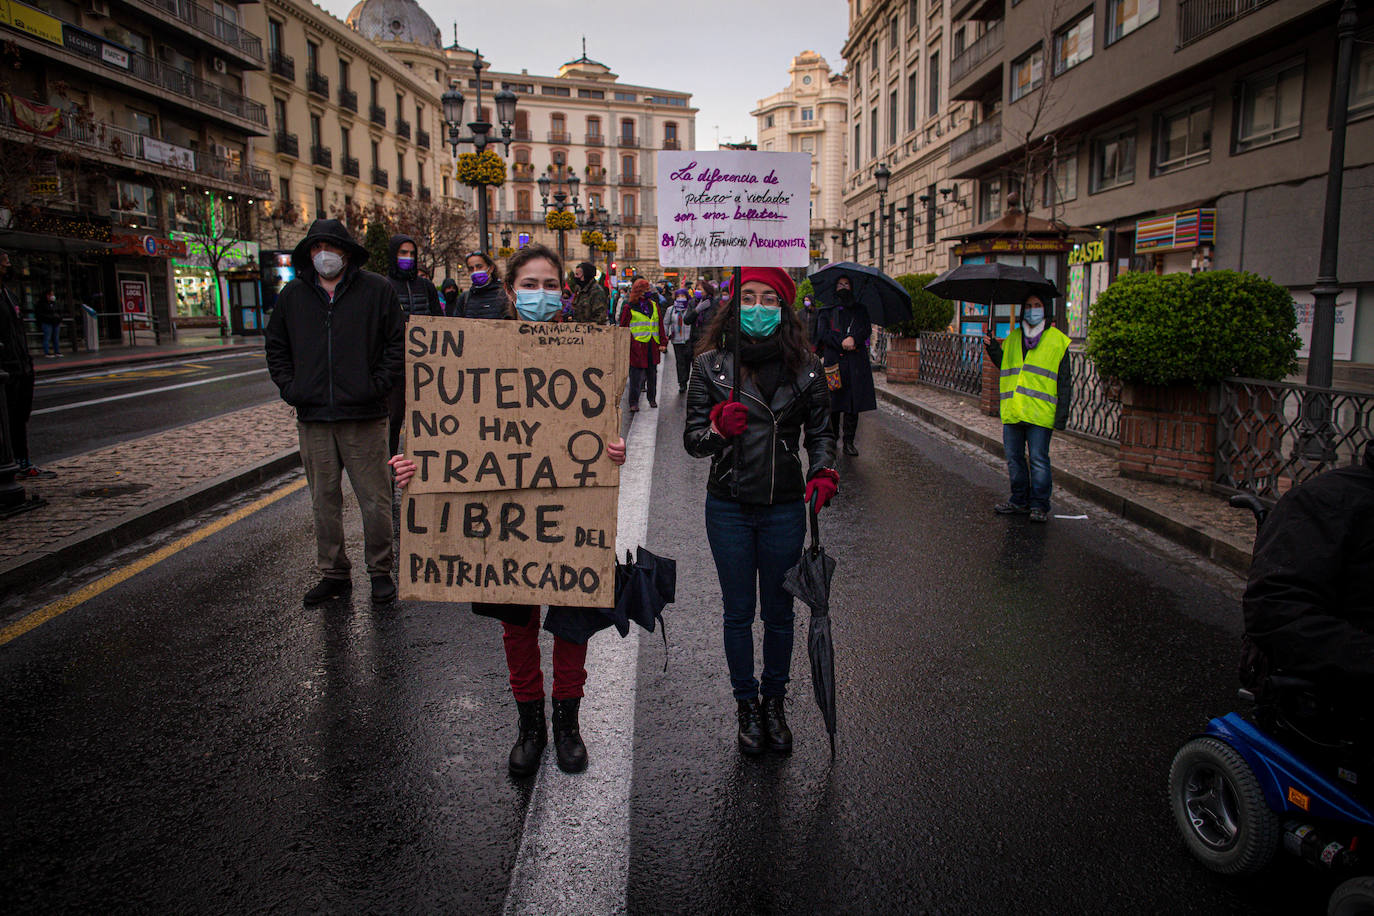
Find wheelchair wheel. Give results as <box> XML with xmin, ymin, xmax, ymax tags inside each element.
<box><xmin>1170</xmin><ymin>736</ymin><xmax>1281</xmax><ymax>875</ymax></box>
<box><xmin>1330</xmin><ymin>877</ymin><xmax>1374</xmax><ymax>916</ymax></box>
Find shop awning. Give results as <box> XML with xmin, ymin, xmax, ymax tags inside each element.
<box><xmin>0</xmin><ymin>229</ymin><xmax>113</xmax><ymax>254</ymax></box>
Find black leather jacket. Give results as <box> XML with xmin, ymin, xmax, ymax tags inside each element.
<box><xmin>684</xmin><ymin>349</ymin><xmax>836</xmax><ymax>505</ymax></box>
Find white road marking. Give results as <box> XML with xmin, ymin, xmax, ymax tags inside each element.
<box><xmin>32</xmin><ymin>369</ymin><xmax>269</xmax><ymax>415</ymax></box>
<box><xmin>34</xmin><ymin>350</ymin><xmax>259</xmax><ymax>385</ymax></box>
<box><xmin>502</xmin><ymin>361</ymin><xmax>663</xmax><ymax>916</ymax></box>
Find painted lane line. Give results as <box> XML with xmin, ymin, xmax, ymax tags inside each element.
<box><xmin>502</xmin><ymin>361</ymin><xmax>663</xmax><ymax>916</ymax></box>
<box><xmin>0</xmin><ymin>477</ymin><xmax>307</xmax><ymax>648</ymax></box>
<box><xmin>32</xmin><ymin>369</ymin><xmax>269</xmax><ymax>414</ymax></box>
<box><xmin>35</xmin><ymin>351</ymin><xmax>262</xmax><ymax>385</ymax></box>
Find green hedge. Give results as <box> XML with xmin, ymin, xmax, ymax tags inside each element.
<box><xmin>889</xmin><ymin>273</ymin><xmax>955</xmax><ymax>337</ymax></box>
<box><xmin>793</xmin><ymin>278</ymin><xmax>818</xmax><ymax>310</ymax></box>
<box><xmin>1085</xmin><ymin>270</ymin><xmax>1300</xmax><ymax>385</ymax></box>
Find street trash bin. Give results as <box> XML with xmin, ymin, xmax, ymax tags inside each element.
<box><xmin>82</xmin><ymin>305</ymin><xmax>99</xmax><ymax>353</ymax></box>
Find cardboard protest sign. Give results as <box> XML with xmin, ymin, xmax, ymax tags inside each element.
<box><xmin>655</xmin><ymin>151</ymin><xmax>812</xmax><ymax>268</ymax></box>
<box><xmin>400</xmin><ymin>316</ymin><xmax>631</xmax><ymax>607</ymax></box>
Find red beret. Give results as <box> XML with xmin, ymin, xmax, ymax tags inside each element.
<box><xmin>739</xmin><ymin>267</ymin><xmax>796</xmax><ymax>307</ymax></box>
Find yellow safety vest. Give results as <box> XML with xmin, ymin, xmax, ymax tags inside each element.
<box><xmin>630</xmin><ymin>303</ymin><xmax>660</xmax><ymax>344</ymax></box>
<box><xmin>999</xmin><ymin>326</ymin><xmax>1070</xmax><ymax>428</ymax></box>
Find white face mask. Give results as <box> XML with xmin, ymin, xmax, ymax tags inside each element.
<box><xmin>312</xmin><ymin>250</ymin><xmax>345</xmax><ymax>279</ymax></box>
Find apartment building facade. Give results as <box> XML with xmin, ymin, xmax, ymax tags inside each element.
<box><xmin>0</xmin><ymin>0</ymin><xmax>271</xmax><ymax>337</ymax></box>
<box><xmin>753</xmin><ymin>51</ymin><xmax>851</xmax><ymax>271</ymax></box>
<box><xmin>944</xmin><ymin>0</ymin><xmax>1374</xmax><ymax>374</ymax></box>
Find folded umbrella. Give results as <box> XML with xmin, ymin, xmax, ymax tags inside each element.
<box><xmin>615</xmin><ymin>547</ymin><xmax>677</xmax><ymax>668</ymax></box>
<box><xmin>809</xmin><ymin>261</ymin><xmax>913</xmax><ymax>329</ymax></box>
<box><xmin>782</xmin><ymin>497</ymin><xmax>839</xmax><ymax>754</ymax></box>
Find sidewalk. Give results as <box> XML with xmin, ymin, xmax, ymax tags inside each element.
<box><xmin>34</xmin><ymin>334</ymin><xmax>264</xmax><ymax>378</ymax></box>
<box><xmin>874</xmin><ymin>375</ymin><xmax>1256</xmax><ymax>575</ymax></box>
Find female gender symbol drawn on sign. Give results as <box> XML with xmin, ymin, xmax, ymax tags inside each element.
<box><xmin>567</xmin><ymin>430</ymin><xmax>605</xmax><ymax>486</ymax></box>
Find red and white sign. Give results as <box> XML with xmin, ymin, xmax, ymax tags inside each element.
<box><xmin>120</xmin><ymin>278</ymin><xmax>148</xmax><ymax>316</ymax></box>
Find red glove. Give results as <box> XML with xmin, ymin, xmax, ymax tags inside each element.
<box><xmin>710</xmin><ymin>400</ymin><xmax>747</xmax><ymax>438</ymax></box>
<box><xmin>805</xmin><ymin>468</ymin><xmax>840</xmax><ymax>511</ymax></box>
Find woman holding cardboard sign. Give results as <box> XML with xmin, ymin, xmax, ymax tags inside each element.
<box><xmin>390</xmin><ymin>244</ymin><xmax>628</xmax><ymax>778</ymax></box>
<box><xmin>684</xmin><ymin>267</ymin><xmax>838</xmax><ymax>756</ymax></box>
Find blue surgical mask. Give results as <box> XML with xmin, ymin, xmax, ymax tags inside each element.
<box><xmin>739</xmin><ymin>305</ymin><xmax>782</xmax><ymax>339</ymax></box>
<box><xmin>515</xmin><ymin>288</ymin><xmax>562</xmax><ymax>322</ymax></box>
<box><xmin>1023</xmin><ymin>306</ymin><xmax>1045</xmax><ymax>326</ymax></box>
<box><xmin>397</xmin><ymin>256</ymin><xmax>415</xmax><ymax>272</ymax></box>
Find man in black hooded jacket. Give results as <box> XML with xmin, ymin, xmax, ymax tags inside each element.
<box><xmin>385</xmin><ymin>234</ymin><xmax>442</xmax><ymax>456</ymax></box>
<box><xmin>1243</xmin><ymin>442</ymin><xmax>1374</xmax><ymax>702</ymax></box>
<box><xmin>265</xmin><ymin>219</ymin><xmax>405</xmax><ymax>605</ymax></box>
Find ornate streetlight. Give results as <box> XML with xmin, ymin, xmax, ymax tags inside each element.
<box><xmin>537</xmin><ymin>169</ymin><xmax>581</xmax><ymax>265</ymax></box>
<box><xmin>873</xmin><ymin>161</ymin><xmax>891</xmax><ymax>273</ymax></box>
<box><xmin>442</xmin><ymin>50</ymin><xmax>517</xmax><ymax>254</ymax></box>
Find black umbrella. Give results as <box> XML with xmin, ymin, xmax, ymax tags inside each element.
<box><xmin>782</xmin><ymin>497</ymin><xmax>839</xmax><ymax>754</ymax></box>
<box><xmin>809</xmin><ymin>261</ymin><xmax>913</xmax><ymax>329</ymax></box>
<box><xmin>615</xmin><ymin>547</ymin><xmax>677</xmax><ymax>667</ymax></box>
<box><xmin>924</xmin><ymin>263</ymin><xmax>1060</xmax><ymax>331</ymax></box>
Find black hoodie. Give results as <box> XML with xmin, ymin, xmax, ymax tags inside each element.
<box><xmin>264</xmin><ymin>219</ymin><xmax>404</xmax><ymax>422</ymax></box>
<box><xmin>386</xmin><ymin>233</ymin><xmax>442</xmax><ymax>319</ymax></box>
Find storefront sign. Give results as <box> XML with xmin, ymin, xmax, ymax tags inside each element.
<box><xmin>1135</xmin><ymin>208</ymin><xmax>1216</xmax><ymax>253</ymax></box>
<box><xmin>1067</xmin><ymin>240</ymin><xmax>1105</xmax><ymax>266</ymax></box>
<box><xmin>142</xmin><ymin>137</ymin><xmax>195</xmax><ymax>170</ymax></box>
<box><xmin>953</xmin><ymin>237</ymin><xmax>1071</xmax><ymax>256</ymax></box>
<box><xmin>61</xmin><ymin>23</ymin><xmax>101</xmax><ymax>58</ymax></box>
<box><xmin>119</xmin><ymin>277</ymin><xmax>148</xmax><ymax>316</ymax></box>
<box><xmin>1292</xmin><ymin>289</ymin><xmax>1356</xmax><ymax>362</ymax></box>
<box><xmin>400</xmin><ymin>316</ymin><xmax>631</xmax><ymax>607</ymax></box>
<box><xmin>110</xmin><ymin>231</ymin><xmax>187</xmax><ymax>258</ymax></box>
<box><xmin>656</xmin><ymin>151</ymin><xmax>811</xmax><ymax>268</ymax></box>
<box><xmin>1</xmin><ymin>0</ymin><xmax>63</xmax><ymax>45</ymax></box>
<box><xmin>101</xmin><ymin>42</ymin><xmax>129</xmax><ymax>68</ymax></box>
<box><xmin>28</xmin><ymin>175</ymin><xmax>59</xmax><ymax>195</ymax></box>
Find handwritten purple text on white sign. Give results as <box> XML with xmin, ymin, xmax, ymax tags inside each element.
<box><xmin>655</xmin><ymin>151</ymin><xmax>811</xmax><ymax>268</ymax></box>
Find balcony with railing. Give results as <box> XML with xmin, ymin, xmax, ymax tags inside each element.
<box><xmin>339</xmin><ymin>87</ymin><xmax>358</xmax><ymax>112</ymax></box>
<box><xmin>618</xmin><ymin>173</ymin><xmax>640</xmax><ymax>186</ymax></box>
<box><xmin>370</xmin><ymin>105</ymin><xmax>387</xmax><ymax>128</ymax></box>
<box><xmin>512</xmin><ymin>128</ymin><xmax>533</xmax><ymax>141</ymax></box>
<box><xmin>419</xmin><ymin>186</ymin><xmax>431</xmax><ymax>202</ymax></box>
<box><xmin>311</xmin><ymin>145</ymin><xmax>331</xmax><ymax>168</ymax></box>
<box><xmin>662</xmin><ymin>138</ymin><xmax>681</xmax><ymax>150</ymax></box>
<box><xmin>307</xmin><ymin>69</ymin><xmax>329</xmax><ymax>98</ymax></box>
<box><xmin>515</xmin><ymin>209</ymin><xmax>535</xmax><ymax>222</ymax></box>
<box><xmin>950</xmin><ymin>19</ymin><xmax>1004</xmax><ymax>85</ymax></box>
<box><xmin>618</xmin><ymin>135</ymin><xmax>639</xmax><ymax>148</ymax></box>
<box><xmin>128</xmin><ymin>0</ymin><xmax>264</xmax><ymax>66</ymax></box>
<box><xmin>585</xmin><ymin>166</ymin><xmax>606</xmax><ymax>185</ymax></box>
<box><xmin>512</xmin><ymin>162</ymin><xmax>536</xmax><ymax>181</ymax></box>
<box><xmin>1177</xmin><ymin>0</ymin><xmax>1276</xmax><ymax>47</ymax></box>
<box><xmin>620</xmin><ymin>214</ymin><xmax>640</xmax><ymax>226</ymax></box>
<box><xmin>269</xmin><ymin>50</ymin><xmax>295</xmax><ymax>81</ymax></box>
<box><xmin>398</xmin><ymin>178</ymin><xmax>413</xmax><ymax>197</ymax></box>
<box><xmin>342</xmin><ymin>155</ymin><xmax>360</xmax><ymax>178</ymax></box>
<box><xmin>548</xmin><ymin>130</ymin><xmax>571</xmax><ymax>144</ymax></box>
<box><xmin>372</xmin><ymin>167</ymin><xmax>389</xmax><ymax>188</ymax></box>
<box><xmin>275</xmin><ymin>132</ymin><xmax>299</xmax><ymax>157</ymax></box>
<box><xmin>395</xmin><ymin>118</ymin><xmax>410</xmax><ymax>140</ymax></box>
<box><xmin>416</xmin><ymin>128</ymin><xmax>430</xmax><ymax>149</ymax></box>
<box><xmin>949</xmin><ymin>113</ymin><xmax>1001</xmax><ymax>164</ymax></box>
<box><xmin>585</xmin><ymin>133</ymin><xmax>604</xmax><ymax>147</ymax></box>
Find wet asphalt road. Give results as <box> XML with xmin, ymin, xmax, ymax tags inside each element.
<box><xmin>30</xmin><ymin>352</ymin><xmax>276</xmax><ymax>460</ymax></box>
<box><xmin>0</xmin><ymin>357</ymin><xmax>1335</xmax><ymax>914</ymax></box>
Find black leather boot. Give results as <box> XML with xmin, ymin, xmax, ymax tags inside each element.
<box><xmin>508</xmin><ymin>699</ymin><xmax>547</xmax><ymax>777</ymax></box>
<box><xmin>551</xmin><ymin>698</ymin><xmax>588</xmax><ymax>773</ymax></box>
<box><xmin>761</xmin><ymin>696</ymin><xmax>792</xmax><ymax>753</ymax></box>
<box><xmin>737</xmin><ymin>698</ymin><xmax>765</xmax><ymax>756</ymax></box>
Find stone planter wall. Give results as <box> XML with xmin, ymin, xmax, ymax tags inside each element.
<box><xmin>1118</xmin><ymin>383</ymin><xmax>1218</xmax><ymax>489</ymax></box>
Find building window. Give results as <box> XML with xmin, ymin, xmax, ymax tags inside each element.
<box><xmin>371</xmin><ymin>139</ymin><xmax>379</xmax><ymax>168</ymax></box>
<box><xmin>622</xmin><ymin>194</ymin><xmax>636</xmax><ymax>217</ymax></box>
<box><xmin>614</xmin><ymin>91</ymin><xmax>635</xmax><ymax>101</ymax></box>
<box><xmin>621</xmin><ymin>118</ymin><xmax>635</xmax><ymax>141</ymax></box>
<box><xmin>1235</xmin><ymin>59</ymin><xmax>1303</xmax><ymax>151</ymax></box>
<box><xmin>310</xmin><ymin>113</ymin><xmax>322</xmax><ymax>148</ymax></box>
<box><xmin>577</xmin><ymin>88</ymin><xmax>605</xmax><ymax>99</ymax></box>
<box><xmin>978</xmin><ymin>177</ymin><xmax>1002</xmax><ymax>223</ymax></box>
<box><xmin>905</xmin><ymin>192</ymin><xmax>915</xmax><ymax>248</ymax></box>
<box><xmin>340</xmin><ymin>125</ymin><xmax>351</xmax><ymax>158</ymax></box>
<box><xmin>130</xmin><ymin>110</ymin><xmax>156</xmax><ymax>136</ymax></box>
<box><xmin>853</xmin><ymin>59</ymin><xmax>861</xmax><ymax>85</ymax></box>
<box><xmin>515</xmin><ymin>147</ymin><xmax>531</xmax><ymax>164</ymax></box>
<box><xmin>370</xmin><ymin>77</ymin><xmax>379</xmax><ymax>107</ymax></box>
<box><xmin>1011</xmin><ymin>45</ymin><xmax>1044</xmax><ymax>102</ymax></box>
<box><xmin>1154</xmin><ymin>98</ymin><xmax>1212</xmax><ymax>173</ymax></box>
<box><xmin>868</xmin><ymin>211</ymin><xmax>876</xmax><ymax>259</ymax></box>
<box><xmin>870</xmin><ymin>106</ymin><xmax>878</xmax><ymax>156</ymax></box>
<box><xmin>1090</xmin><ymin>124</ymin><xmax>1136</xmax><ymax>192</ymax></box>
<box><xmin>765</xmin><ymin>114</ymin><xmax>775</xmax><ymax>128</ymax></box>
<box><xmin>587</xmin><ymin>116</ymin><xmax>601</xmax><ymax>138</ymax></box>
<box><xmin>1106</xmin><ymin>0</ymin><xmax>1159</xmax><ymax>45</ymax></box>
<box><xmin>339</xmin><ymin>58</ymin><xmax>350</xmax><ymax>90</ymax></box>
<box><xmin>115</xmin><ymin>181</ymin><xmax>156</xmax><ymax>218</ymax></box>
<box><xmin>1352</xmin><ymin>35</ymin><xmax>1374</xmax><ymax>120</ymax></box>
<box><xmin>278</xmin><ymin>177</ymin><xmax>290</xmax><ymax>206</ymax></box>
<box><xmin>314</xmin><ymin>188</ymin><xmax>325</xmax><ymax>219</ymax></box>
<box><xmin>551</xmin><ymin>112</ymin><xmax>566</xmax><ymax>134</ymax></box>
<box><xmin>306</xmin><ymin>40</ymin><xmax>319</xmax><ymax>74</ymax></box>
<box><xmin>854</xmin><ymin>122</ymin><xmax>862</xmax><ymax>166</ymax></box>
<box><xmin>1053</xmin><ymin>10</ymin><xmax>1093</xmax><ymax>75</ymax></box>
<box><xmin>621</xmin><ymin>154</ymin><xmax>634</xmax><ymax>178</ymax></box>
<box><xmin>925</xmin><ymin>184</ymin><xmax>936</xmax><ymax>245</ymax></box>
<box><xmin>799</xmin><ymin>136</ymin><xmax>814</xmax><ymax>153</ymax></box>
<box><xmin>890</xmin><ymin>15</ymin><xmax>900</xmax><ymax>53</ymax></box>
<box><xmin>907</xmin><ymin>71</ymin><xmax>919</xmax><ymax>129</ymax></box>
<box><xmin>889</xmin><ymin>89</ymin><xmax>898</xmax><ymax>144</ymax></box>
<box><xmin>541</xmin><ymin>85</ymin><xmax>571</xmax><ymax>97</ymax></box>
<box><xmin>397</xmin><ymin>152</ymin><xmax>405</xmax><ymax>181</ymax></box>
<box><xmin>517</xmin><ymin>189</ymin><xmax>531</xmax><ymax>215</ymax></box>
<box><xmin>928</xmin><ymin>51</ymin><xmax>940</xmax><ymax>116</ymax></box>
<box><xmin>800</xmin><ymin>107</ymin><xmax>814</xmax><ymax>121</ymax></box>
<box><xmin>273</xmin><ymin>97</ymin><xmax>287</xmax><ymax>130</ymax></box>
<box><xmin>268</xmin><ymin>19</ymin><xmax>283</xmax><ymax>53</ymax></box>
<box><xmin>624</xmin><ymin>235</ymin><xmax>637</xmax><ymax>257</ymax></box>
<box><xmin>665</xmin><ymin>121</ymin><xmax>678</xmax><ymax>143</ymax></box>
<box><xmin>587</xmin><ymin>151</ymin><xmax>601</xmax><ymax>168</ymax></box>
<box><xmin>1043</xmin><ymin>151</ymin><xmax>1078</xmax><ymax>207</ymax></box>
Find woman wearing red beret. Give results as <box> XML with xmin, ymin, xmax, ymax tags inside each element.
<box><xmin>683</xmin><ymin>267</ymin><xmax>838</xmax><ymax>756</ymax></box>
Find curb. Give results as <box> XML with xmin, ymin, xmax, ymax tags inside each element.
<box><xmin>0</xmin><ymin>447</ymin><xmax>301</xmax><ymax>597</ymax></box>
<box><xmin>876</xmin><ymin>386</ymin><xmax>1253</xmax><ymax>576</ymax></box>
<box><xmin>35</xmin><ymin>343</ymin><xmax>262</xmax><ymax>379</ymax></box>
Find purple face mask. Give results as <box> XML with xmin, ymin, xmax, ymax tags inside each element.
<box><xmin>397</xmin><ymin>256</ymin><xmax>415</xmax><ymax>271</ymax></box>
<box><xmin>470</xmin><ymin>271</ymin><xmax>490</xmax><ymax>286</ymax></box>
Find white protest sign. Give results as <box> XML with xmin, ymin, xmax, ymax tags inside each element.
<box><xmin>1292</xmin><ymin>289</ymin><xmax>1355</xmax><ymax>362</ymax></box>
<box><xmin>655</xmin><ymin>151</ymin><xmax>811</xmax><ymax>268</ymax></box>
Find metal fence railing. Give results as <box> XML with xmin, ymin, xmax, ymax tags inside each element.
<box><xmin>1065</xmin><ymin>349</ymin><xmax>1122</xmax><ymax>445</ymax></box>
<box><xmin>918</xmin><ymin>332</ymin><xmax>983</xmax><ymax>396</ymax></box>
<box><xmin>1215</xmin><ymin>378</ymin><xmax>1373</xmax><ymax>500</ymax></box>
<box><xmin>1177</xmin><ymin>0</ymin><xmax>1275</xmax><ymax>48</ymax></box>
<box><xmin>868</xmin><ymin>328</ymin><xmax>891</xmax><ymax>370</ymax></box>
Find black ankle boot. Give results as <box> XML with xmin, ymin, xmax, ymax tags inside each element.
<box><xmin>551</xmin><ymin>698</ymin><xmax>588</xmax><ymax>773</ymax></box>
<box><xmin>509</xmin><ymin>699</ymin><xmax>547</xmax><ymax>777</ymax></box>
<box><xmin>736</xmin><ymin>698</ymin><xmax>765</xmax><ymax>756</ymax></box>
<box><xmin>761</xmin><ymin>696</ymin><xmax>792</xmax><ymax>753</ymax></box>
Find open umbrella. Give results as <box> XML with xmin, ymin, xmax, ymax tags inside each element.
<box><xmin>809</xmin><ymin>261</ymin><xmax>912</xmax><ymax>328</ymax></box>
<box><xmin>924</xmin><ymin>263</ymin><xmax>1060</xmax><ymax>333</ymax></box>
<box><xmin>782</xmin><ymin>497</ymin><xmax>839</xmax><ymax>754</ymax></box>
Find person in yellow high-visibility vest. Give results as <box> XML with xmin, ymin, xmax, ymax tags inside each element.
<box><xmin>618</xmin><ymin>277</ymin><xmax>667</xmax><ymax>412</ymax></box>
<box><xmin>982</xmin><ymin>294</ymin><xmax>1073</xmax><ymax>523</ymax></box>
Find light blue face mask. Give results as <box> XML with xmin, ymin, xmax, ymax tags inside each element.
<box><xmin>739</xmin><ymin>305</ymin><xmax>782</xmax><ymax>339</ymax></box>
<box><xmin>1023</xmin><ymin>306</ymin><xmax>1045</xmax><ymax>326</ymax></box>
<box><xmin>515</xmin><ymin>288</ymin><xmax>562</xmax><ymax>322</ymax></box>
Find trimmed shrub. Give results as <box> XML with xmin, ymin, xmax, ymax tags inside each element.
<box><xmin>887</xmin><ymin>273</ymin><xmax>955</xmax><ymax>337</ymax></box>
<box><xmin>362</xmin><ymin>220</ymin><xmax>391</xmax><ymax>274</ymax></box>
<box><xmin>793</xmin><ymin>278</ymin><xmax>818</xmax><ymax>310</ymax></box>
<box><xmin>1086</xmin><ymin>270</ymin><xmax>1300</xmax><ymax>385</ymax></box>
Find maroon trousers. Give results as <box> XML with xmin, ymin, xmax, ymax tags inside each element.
<box><xmin>500</xmin><ymin>607</ymin><xmax>588</xmax><ymax>702</ymax></box>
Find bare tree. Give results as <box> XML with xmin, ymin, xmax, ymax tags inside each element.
<box><xmin>182</xmin><ymin>193</ymin><xmax>250</xmax><ymax>335</ymax></box>
<box><xmin>389</xmin><ymin>197</ymin><xmax>475</xmax><ymax>279</ymax></box>
<box><xmin>259</xmin><ymin>197</ymin><xmax>302</xmax><ymax>250</ymax></box>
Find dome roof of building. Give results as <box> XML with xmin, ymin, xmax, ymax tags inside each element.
<box><xmin>346</xmin><ymin>0</ymin><xmax>442</xmax><ymax>49</ymax></box>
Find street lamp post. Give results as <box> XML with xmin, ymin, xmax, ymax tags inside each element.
<box><xmin>874</xmin><ymin>162</ymin><xmax>891</xmax><ymax>274</ymax></box>
<box><xmin>537</xmin><ymin>170</ymin><xmax>581</xmax><ymax>266</ymax></box>
<box><xmin>441</xmin><ymin>51</ymin><xmax>517</xmax><ymax>255</ymax></box>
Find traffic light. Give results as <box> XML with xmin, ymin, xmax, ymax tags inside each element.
<box><xmin>610</xmin><ymin>261</ymin><xmax>617</xmax><ymax>272</ymax></box>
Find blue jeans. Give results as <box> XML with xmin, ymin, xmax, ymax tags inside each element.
<box><xmin>40</xmin><ymin>322</ymin><xmax>60</xmax><ymax>355</ymax></box>
<box><xmin>704</xmin><ymin>495</ymin><xmax>806</xmax><ymax>700</ymax></box>
<box><xmin>1002</xmin><ymin>422</ymin><xmax>1054</xmax><ymax>511</ymax></box>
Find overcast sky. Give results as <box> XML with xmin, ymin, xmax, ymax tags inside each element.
<box><xmin>317</xmin><ymin>0</ymin><xmax>850</xmax><ymax>148</ymax></box>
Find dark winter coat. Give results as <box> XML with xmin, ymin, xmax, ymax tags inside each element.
<box><xmin>35</xmin><ymin>296</ymin><xmax>62</xmax><ymax>326</ymax></box>
<box><xmin>684</xmin><ymin>349</ymin><xmax>836</xmax><ymax>506</ymax></box>
<box><xmin>454</xmin><ymin>281</ymin><xmax>508</xmax><ymax>319</ymax></box>
<box><xmin>817</xmin><ymin>304</ymin><xmax>877</xmax><ymax>414</ymax></box>
<box><xmin>1243</xmin><ymin>444</ymin><xmax>1374</xmax><ymax>695</ymax></box>
<box><xmin>264</xmin><ymin>219</ymin><xmax>404</xmax><ymax>423</ymax></box>
<box><xmin>684</xmin><ymin>297</ymin><xmax>717</xmax><ymax>351</ymax></box>
<box><xmin>571</xmin><ymin>279</ymin><xmax>610</xmax><ymax>325</ymax></box>
<box><xmin>386</xmin><ymin>234</ymin><xmax>442</xmax><ymax>319</ymax></box>
<box><xmin>985</xmin><ymin>334</ymin><xmax>1073</xmax><ymax>430</ymax></box>
<box><xmin>0</xmin><ymin>285</ymin><xmax>32</xmax><ymax>377</ymax></box>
